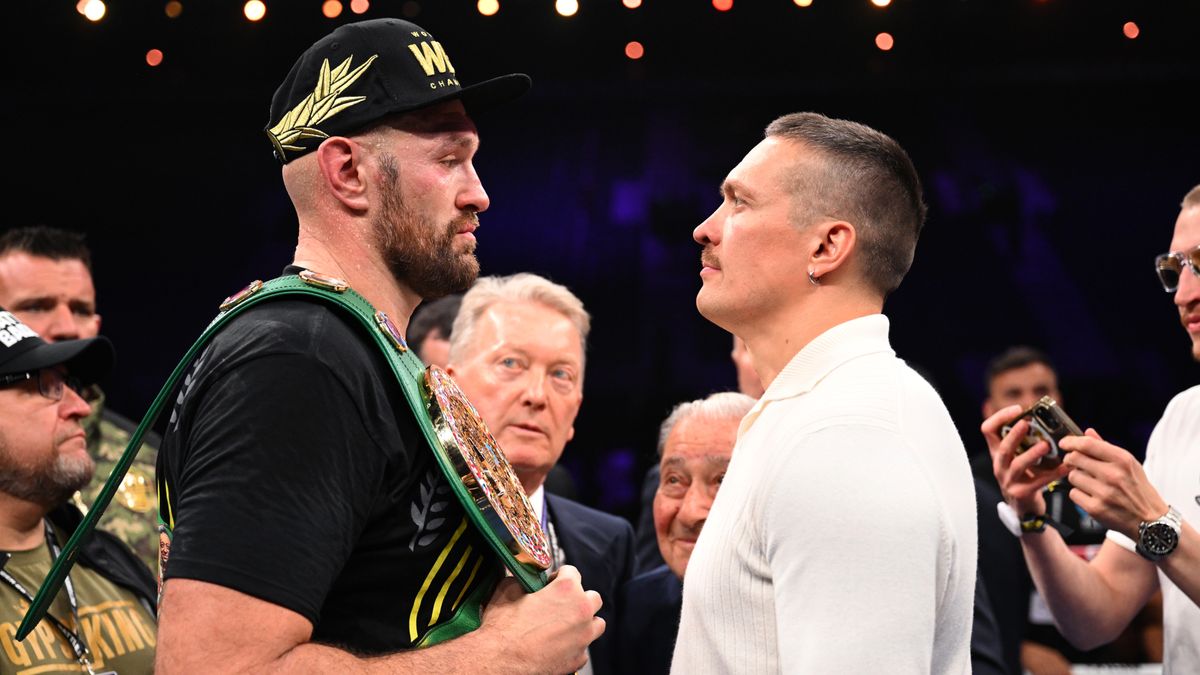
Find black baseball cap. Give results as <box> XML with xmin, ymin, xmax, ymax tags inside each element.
<box><xmin>0</xmin><ymin>310</ymin><xmax>114</xmax><ymax>385</ymax></box>
<box><xmin>266</xmin><ymin>18</ymin><xmax>531</xmax><ymax>163</ymax></box>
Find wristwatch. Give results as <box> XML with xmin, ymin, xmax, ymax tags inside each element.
<box><xmin>1136</xmin><ymin>506</ymin><xmax>1182</xmax><ymax>562</ymax></box>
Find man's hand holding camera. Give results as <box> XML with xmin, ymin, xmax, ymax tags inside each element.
<box><xmin>1058</xmin><ymin>431</ymin><xmax>1169</xmax><ymax>541</ymax></box>
<box><xmin>984</xmin><ymin>404</ymin><xmax>1170</xmax><ymax>539</ymax></box>
<box><xmin>982</xmin><ymin>405</ymin><xmax>1072</xmax><ymax>519</ymax></box>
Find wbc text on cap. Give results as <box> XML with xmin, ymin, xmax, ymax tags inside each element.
<box><xmin>265</xmin><ymin>19</ymin><xmax>530</xmax><ymax>164</ymax></box>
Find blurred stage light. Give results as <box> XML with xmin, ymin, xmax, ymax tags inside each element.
<box><xmin>146</xmin><ymin>49</ymin><xmax>164</xmax><ymax>67</ymax></box>
<box><xmin>80</xmin><ymin>0</ymin><xmax>106</xmax><ymax>21</ymax></box>
<box><xmin>478</xmin><ymin>0</ymin><xmax>500</xmax><ymax>16</ymax></box>
<box><xmin>794</xmin><ymin>0</ymin><xmax>813</xmax><ymax>6</ymax></box>
<box><xmin>165</xmin><ymin>1</ymin><xmax>183</xmax><ymax>18</ymax></box>
<box><xmin>622</xmin><ymin>0</ymin><xmax>642</xmax><ymax>8</ymax></box>
<box><xmin>875</xmin><ymin>32</ymin><xmax>894</xmax><ymax>50</ymax></box>
<box><xmin>556</xmin><ymin>0</ymin><xmax>578</xmax><ymax>17</ymax></box>
<box><xmin>244</xmin><ymin>0</ymin><xmax>266</xmax><ymax>21</ymax></box>
<box><xmin>323</xmin><ymin>0</ymin><xmax>343</xmax><ymax>18</ymax></box>
<box><xmin>713</xmin><ymin>0</ymin><xmax>733</xmax><ymax>11</ymax></box>
<box><xmin>871</xmin><ymin>0</ymin><xmax>891</xmax><ymax>7</ymax></box>
<box><xmin>625</xmin><ymin>41</ymin><xmax>644</xmax><ymax>59</ymax></box>
<box><xmin>350</xmin><ymin>0</ymin><xmax>369</xmax><ymax>13</ymax></box>
<box><xmin>1123</xmin><ymin>21</ymin><xmax>1140</xmax><ymax>39</ymax></box>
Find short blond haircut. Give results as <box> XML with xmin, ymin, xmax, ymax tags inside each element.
<box><xmin>1182</xmin><ymin>184</ymin><xmax>1200</xmax><ymax>210</ymax></box>
<box><xmin>449</xmin><ymin>273</ymin><xmax>591</xmax><ymax>368</ymax></box>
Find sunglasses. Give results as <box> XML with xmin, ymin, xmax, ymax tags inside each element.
<box><xmin>0</xmin><ymin>369</ymin><xmax>86</xmax><ymax>402</ymax></box>
<box><xmin>1154</xmin><ymin>245</ymin><xmax>1200</xmax><ymax>293</ymax></box>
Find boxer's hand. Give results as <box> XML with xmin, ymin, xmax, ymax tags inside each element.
<box><xmin>1060</xmin><ymin>429</ymin><xmax>1169</xmax><ymax>539</ymax></box>
<box><xmin>982</xmin><ymin>405</ymin><xmax>1071</xmax><ymax>516</ymax></box>
<box><xmin>479</xmin><ymin>565</ymin><xmax>604</xmax><ymax>674</ymax></box>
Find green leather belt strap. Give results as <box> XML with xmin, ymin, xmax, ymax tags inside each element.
<box><xmin>18</xmin><ymin>273</ymin><xmax>545</xmax><ymax>643</ymax></box>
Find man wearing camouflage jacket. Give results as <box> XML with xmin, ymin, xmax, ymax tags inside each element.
<box><xmin>0</xmin><ymin>225</ymin><xmax>159</xmax><ymax>571</ymax></box>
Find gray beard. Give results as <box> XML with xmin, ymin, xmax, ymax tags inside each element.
<box><xmin>0</xmin><ymin>444</ymin><xmax>93</xmax><ymax>508</ymax></box>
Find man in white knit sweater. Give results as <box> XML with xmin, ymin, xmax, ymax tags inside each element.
<box><xmin>672</xmin><ymin>112</ymin><xmax>977</xmax><ymax>673</ymax></box>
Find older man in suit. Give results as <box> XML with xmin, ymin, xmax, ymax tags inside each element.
<box><xmin>618</xmin><ymin>392</ymin><xmax>754</xmax><ymax>675</ymax></box>
<box><xmin>448</xmin><ymin>273</ymin><xmax>636</xmax><ymax>675</ymax></box>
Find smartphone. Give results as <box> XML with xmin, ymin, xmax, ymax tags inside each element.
<box><xmin>999</xmin><ymin>396</ymin><xmax>1083</xmax><ymax>466</ymax></box>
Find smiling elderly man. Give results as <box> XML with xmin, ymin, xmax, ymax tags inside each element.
<box><xmin>617</xmin><ymin>392</ymin><xmax>754</xmax><ymax>675</ymax></box>
<box><xmin>447</xmin><ymin>273</ymin><xmax>636</xmax><ymax>675</ymax></box>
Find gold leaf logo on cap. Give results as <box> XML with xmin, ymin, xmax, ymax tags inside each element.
<box><xmin>267</xmin><ymin>54</ymin><xmax>379</xmax><ymax>161</ymax></box>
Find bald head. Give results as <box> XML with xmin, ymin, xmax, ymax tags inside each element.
<box><xmin>282</xmin><ymin>154</ymin><xmax>322</xmax><ymax>218</ymax></box>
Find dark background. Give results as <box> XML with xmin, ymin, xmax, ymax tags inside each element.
<box><xmin>12</xmin><ymin>0</ymin><xmax>1200</xmax><ymax>520</ymax></box>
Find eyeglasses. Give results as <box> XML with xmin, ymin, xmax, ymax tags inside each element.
<box><xmin>1154</xmin><ymin>245</ymin><xmax>1200</xmax><ymax>293</ymax></box>
<box><xmin>0</xmin><ymin>369</ymin><xmax>86</xmax><ymax>402</ymax></box>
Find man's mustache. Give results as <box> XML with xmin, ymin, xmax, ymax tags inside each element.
<box><xmin>448</xmin><ymin>211</ymin><xmax>480</xmax><ymax>234</ymax></box>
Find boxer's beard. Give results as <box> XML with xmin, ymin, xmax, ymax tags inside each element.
<box><xmin>373</xmin><ymin>154</ymin><xmax>480</xmax><ymax>300</ymax></box>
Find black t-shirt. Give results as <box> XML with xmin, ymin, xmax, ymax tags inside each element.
<box><xmin>157</xmin><ymin>291</ymin><xmax>499</xmax><ymax>653</ymax></box>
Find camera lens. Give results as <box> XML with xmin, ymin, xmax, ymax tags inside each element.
<box><xmin>1035</xmin><ymin>408</ymin><xmax>1060</xmax><ymax>430</ymax></box>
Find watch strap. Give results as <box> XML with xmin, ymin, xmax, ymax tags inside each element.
<box><xmin>1136</xmin><ymin>506</ymin><xmax>1182</xmax><ymax>562</ymax></box>
<box><xmin>1020</xmin><ymin>513</ymin><xmax>1049</xmax><ymax>534</ymax></box>
<box><xmin>995</xmin><ymin>501</ymin><xmax>1079</xmax><ymax>538</ymax></box>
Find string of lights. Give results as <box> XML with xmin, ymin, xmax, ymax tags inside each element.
<box><xmin>70</xmin><ymin>0</ymin><xmax>1150</xmax><ymax>70</ymax></box>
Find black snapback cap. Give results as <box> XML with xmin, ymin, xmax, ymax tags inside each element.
<box><xmin>266</xmin><ymin>18</ymin><xmax>531</xmax><ymax>163</ymax></box>
<box><xmin>0</xmin><ymin>310</ymin><xmax>114</xmax><ymax>386</ymax></box>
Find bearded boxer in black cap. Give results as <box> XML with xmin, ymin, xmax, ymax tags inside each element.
<box><xmin>153</xmin><ymin>19</ymin><xmax>603</xmax><ymax>672</ymax></box>
<box><xmin>0</xmin><ymin>310</ymin><xmax>158</xmax><ymax>674</ymax></box>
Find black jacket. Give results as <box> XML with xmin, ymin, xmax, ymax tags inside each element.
<box><xmin>545</xmin><ymin>494</ymin><xmax>636</xmax><ymax>675</ymax></box>
<box><xmin>48</xmin><ymin>503</ymin><xmax>158</xmax><ymax>616</ymax></box>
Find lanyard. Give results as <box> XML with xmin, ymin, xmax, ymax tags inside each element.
<box><xmin>0</xmin><ymin>521</ymin><xmax>97</xmax><ymax>674</ymax></box>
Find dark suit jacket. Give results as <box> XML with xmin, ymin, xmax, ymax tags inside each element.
<box><xmin>973</xmin><ymin>471</ymin><xmax>1031</xmax><ymax>674</ymax></box>
<box><xmin>633</xmin><ymin>464</ymin><xmax>666</xmax><ymax>575</ymax></box>
<box><xmin>546</xmin><ymin>493</ymin><xmax>637</xmax><ymax>675</ymax></box>
<box><xmin>973</xmin><ymin>569</ymin><xmax>1009</xmax><ymax>675</ymax></box>
<box><xmin>615</xmin><ymin>564</ymin><xmax>681</xmax><ymax>675</ymax></box>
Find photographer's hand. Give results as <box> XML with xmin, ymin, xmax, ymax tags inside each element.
<box><xmin>1059</xmin><ymin>429</ymin><xmax>1168</xmax><ymax>540</ymax></box>
<box><xmin>980</xmin><ymin>407</ymin><xmax>1163</xmax><ymax>650</ymax></box>
<box><xmin>982</xmin><ymin>405</ymin><xmax>1071</xmax><ymax>517</ymax></box>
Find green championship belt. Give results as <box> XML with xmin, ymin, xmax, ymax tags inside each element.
<box><xmin>18</xmin><ymin>271</ymin><xmax>551</xmax><ymax>644</ymax></box>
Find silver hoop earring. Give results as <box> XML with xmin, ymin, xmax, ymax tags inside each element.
<box><xmin>808</xmin><ymin>270</ymin><xmax>820</xmax><ymax>286</ymax></box>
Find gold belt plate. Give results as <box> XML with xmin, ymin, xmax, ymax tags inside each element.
<box><xmin>424</xmin><ymin>365</ymin><xmax>553</xmax><ymax>571</ymax></box>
